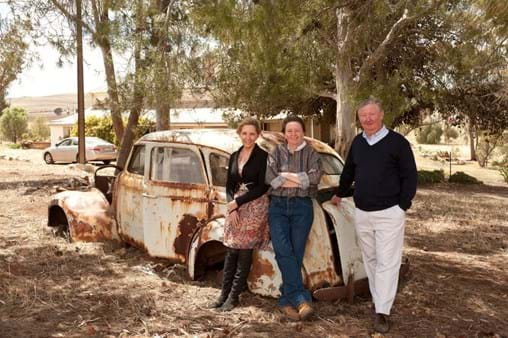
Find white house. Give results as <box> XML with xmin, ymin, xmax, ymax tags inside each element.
<box><xmin>48</xmin><ymin>107</ymin><xmax>232</xmax><ymax>145</ymax></box>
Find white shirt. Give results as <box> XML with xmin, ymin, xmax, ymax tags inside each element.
<box><xmin>362</xmin><ymin>125</ymin><xmax>389</xmax><ymax>146</ymax></box>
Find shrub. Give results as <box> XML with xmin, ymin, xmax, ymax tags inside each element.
<box><xmin>8</xmin><ymin>143</ymin><xmax>21</xmax><ymax>149</ymax></box>
<box><xmin>0</xmin><ymin>106</ymin><xmax>28</xmax><ymax>143</ymax></box>
<box><xmin>449</xmin><ymin>171</ymin><xmax>482</xmax><ymax>184</ymax></box>
<box><xmin>71</xmin><ymin>115</ymin><xmax>155</xmax><ymax>145</ymax></box>
<box><xmin>30</xmin><ymin>117</ymin><xmax>50</xmax><ymax>141</ymax></box>
<box><xmin>444</xmin><ymin>126</ymin><xmax>459</xmax><ymax>143</ymax></box>
<box><xmin>415</xmin><ymin>124</ymin><xmax>443</xmax><ymax>144</ymax></box>
<box><xmin>499</xmin><ymin>167</ymin><xmax>508</xmax><ymax>183</ymax></box>
<box><xmin>417</xmin><ymin>169</ymin><xmax>445</xmax><ymax>184</ymax></box>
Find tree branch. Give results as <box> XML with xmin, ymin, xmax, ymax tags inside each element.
<box><xmin>49</xmin><ymin>0</ymin><xmax>95</xmax><ymax>34</ymax></box>
<box><xmin>317</xmin><ymin>90</ymin><xmax>337</xmax><ymax>100</ymax></box>
<box><xmin>357</xmin><ymin>0</ymin><xmax>444</xmax><ymax>81</ymax></box>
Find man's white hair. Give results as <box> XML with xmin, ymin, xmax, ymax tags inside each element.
<box><xmin>357</xmin><ymin>97</ymin><xmax>383</xmax><ymax>112</ymax></box>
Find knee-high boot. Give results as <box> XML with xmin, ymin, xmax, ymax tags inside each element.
<box><xmin>219</xmin><ymin>249</ymin><xmax>253</xmax><ymax>311</ymax></box>
<box><xmin>208</xmin><ymin>248</ymin><xmax>239</xmax><ymax>308</ymax></box>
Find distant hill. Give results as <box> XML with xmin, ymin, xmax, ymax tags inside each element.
<box><xmin>7</xmin><ymin>93</ymin><xmax>94</xmax><ymax>114</ymax></box>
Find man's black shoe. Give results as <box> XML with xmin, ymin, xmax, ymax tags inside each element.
<box><xmin>374</xmin><ymin>313</ymin><xmax>391</xmax><ymax>333</ymax></box>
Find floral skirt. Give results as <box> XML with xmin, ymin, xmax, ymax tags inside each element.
<box><xmin>224</xmin><ymin>194</ymin><xmax>270</xmax><ymax>249</ymax></box>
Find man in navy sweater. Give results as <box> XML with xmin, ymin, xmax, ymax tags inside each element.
<box><xmin>331</xmin><ymin>97</ymin><xmax>417</xmax><ymax>333</ymax></box>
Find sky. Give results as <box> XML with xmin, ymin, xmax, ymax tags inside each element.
<box><xmin>1</xmin><ymin>4</ymin><xmax>108</xmax><ymax>98</ymax></box>
<box><xmin>8</xmin><ymin>44</ymin><xmax>107</xmax><ymax>98</ymax></box>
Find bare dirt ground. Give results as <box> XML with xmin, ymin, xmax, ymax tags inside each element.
<box><xmin>0</xmin><ymin>146</ymin><xmax>507</xmax><ymax>338</ymax></box>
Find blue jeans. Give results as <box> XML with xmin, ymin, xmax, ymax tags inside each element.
<box><xmin>269</xmin><ymin>196</ymin><xmax>314</xmax><ymax>308</ymax></box>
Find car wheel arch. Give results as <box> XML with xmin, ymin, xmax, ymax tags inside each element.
<box><xmin>44</xmin><ymin>152</ymin><xmax>54</xmax><ymax>164</ymax></box>
<box><xmin>186</xmin><ymin>218</ymin><xmax>226</xmax><ymax>280</ymax></box>
<box><xmin>48</xmin><ymin>205</ymin><xmax>71</xmax><ymax>241</ymax></box>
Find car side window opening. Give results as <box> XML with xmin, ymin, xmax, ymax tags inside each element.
<box><xmin>150</xmin><ymin>147</ymin><xmax>205</xmax><ymax>184</ymax></box>
<box><xmin>127</xmin><ymin>145</ymin><xmax>146</xmax><ymax>175</ymax></box>
<box><xmin>209</xmin><ymin>153</ymin><xmax>229</xmax><ymax>187</ymax></box>
<box><xmin>72</xmin><ymin>139</ymin><xmax>78</xmax><ymax>146</ymax></box>
<box><xmin>59</xmin><ymin>139</ymin><xmax>72</xmax><ymax>146</ymax></box>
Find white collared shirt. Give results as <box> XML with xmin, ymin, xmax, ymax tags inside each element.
<box><xmin>362</xmin><ymin>125</ymin><xmax>388</xmax><ymax>146</ymax></box>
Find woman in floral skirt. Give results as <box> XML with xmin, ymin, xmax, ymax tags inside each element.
<box><xmin>209</xmin><ymin>117</ymin><xmax>269</xmax><ymax>311</ymax></box>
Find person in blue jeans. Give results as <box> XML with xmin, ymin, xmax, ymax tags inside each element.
<box><xmin>265</xmin><ymin>115</ymin><xmax>322</xmax><ymax>321</ymax></box>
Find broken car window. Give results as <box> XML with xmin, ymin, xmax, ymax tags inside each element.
<box><xmin>209</xmin><ymin>153</ymin><xmax>228</xmax><ymax>187</ymax></box>
<box><xmin>127</xmin><ymin>145</ymin><xmax>145</xmax><ymax>176</ymax></box>
<box><xmin>150</xmin><ymin>147</ymin><xmax>205</xmax><ymax>185</ymax></box>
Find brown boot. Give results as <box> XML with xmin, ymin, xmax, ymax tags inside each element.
<box><xmin>374</xmin><ymin>313</ymin><xmax>391</xmax><ymax>333</ymax></box>
<box><xmin>297</xmin><ymin>302</ymin><xmax>314</xmax><ymax>321</ymax></box>
<box><xmin>280</xmin><ymin>305</ymin><xmax>300</xmax><ymax>321</ymax></box>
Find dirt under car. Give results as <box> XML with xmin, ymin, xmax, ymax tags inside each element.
<box><xmin>47</xmin><ymin>128</ymin><xmax>408</xmax><ymax>302</ymax></box>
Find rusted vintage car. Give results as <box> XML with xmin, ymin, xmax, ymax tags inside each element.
<box><xmin>48</xmin><ymin>129</ymin><xmax>404</xmax><ymax>301</ymax></box>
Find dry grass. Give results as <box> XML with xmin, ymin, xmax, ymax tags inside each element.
<box><xmin>0</xmin><ymin>153</ymin><xmax>507</xmax><ymax>337</ymax></box>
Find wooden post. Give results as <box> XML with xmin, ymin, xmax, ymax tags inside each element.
<box><xmin>76</xmin><ymin>0</ymin><xmax>86</xmax><ymax>164</ymax></box>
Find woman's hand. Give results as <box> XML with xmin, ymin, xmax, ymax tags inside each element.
<box><xmin>227</xmin><ymin>200</ymin><xmax>238</xmax><ymax>213</ymax></box>
<box><xmin>228</xmin><ymin>210</ymin><xmax>239</xmax><ymax>227</ymax></box>
<box><xmin>280</xmin><ymin>172</ymin><xmax>300</xmax><ymax>183</ymax></box>
<box><xmin>280</xmin><ymin>172</ymin><xmax>301</xmax><ymax>188</ymax></box>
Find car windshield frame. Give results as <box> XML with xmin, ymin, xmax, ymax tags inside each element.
<box><xmin>319</xmin><ymin>153</ymin><xmax>344</xmax><ymax>176</ymax></box>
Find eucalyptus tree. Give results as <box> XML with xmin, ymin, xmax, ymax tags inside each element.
<box><xmin>193</xmin><ymin>0</ymin><xmax>452</xmax><ymax>156</ymax></box>
<box><xmin>10</xmin><ymin>0</ymin><xmax>198</xmax><ymax>167</ymax></box>
<box><xmin>0</xmin><ymin>13</ymin><xmax>29</xmax><ymax>113</ymax></box>
<box><xmin>432</xmin><ymin>0</ymin><xmax>508</xmax><ymax>160</ymax></box>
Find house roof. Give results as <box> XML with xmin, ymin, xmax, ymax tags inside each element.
<box><xmin>48</xmin><ymin>107</ymin><xmax>236</xmax><ymax>127</ymax></box>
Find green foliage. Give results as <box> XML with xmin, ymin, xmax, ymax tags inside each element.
<box><xmin>72</xmin><ymin>115</ymin><xmax>116</xmax><ymax>144</ymax></box>
<box><xmin>0</xmin><ymin>107</ymin><xmax>28</xmax><ymax>143</ymax></box>
<box><xmin>28</xmin><ymin>117</ymin><xmax>50</xmax><ymax>141</ymax></box>
<box><xmin>8</xmin><ymin>143</ymin><xmax>21</xmax><ymax>149</ymax></box>
<box><xmin>449</xmin><ymin>171</ymin><xmax>482</xmax><ymax>184</ymax></box>
<box><xmin>499</xmin><ymin>167</ymin><xmax>508</xmax><ymax>183</ymax></box>
<box><xmin>417</xmin><ymin>170</ymin><xmax>445</xmax><ymax>184</ymax></box>
<box><xmin>416</xmin><ymin>124</ymin><xmax>443</xmax><ymax>144</ymax></box>
<box><xmin>71</xmin><ymin>115</ymin><xmax>155</xmax><ymax>146</ymax></box>
<box><xmin>0</xmin><ymin>18</ymin><xmax>29</xmax><ymax>107</ymax></box>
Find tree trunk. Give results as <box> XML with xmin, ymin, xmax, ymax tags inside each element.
<box><xmin>116</xmin><ymin>0</ymin><xmax>145</xmax><ymax>169</ymax></box>
<box><xmin>468</xmin><ymin>119</ymin><xmax>476</xmax><ymax>161</ymax></box>
<box><xmin>334</xmin><ymin>8</ymin><xmax>355</xmax><ymax>158</ymax></box>
<box><xmin>90</xmin><ymin>1</ymin><xmax>125</xmax><ymax>142</ymax></box>
<box><xmin>99</xmin><ymin>41</ymin><xmax>125</xmax><ymax>141</ymax></box>
<box><xmin>154</xmin><ymin>49</ymin><xmax>170</xmax><ymax>131</ymax></box>
<box><xmin>154</xmin><ymin>0</ymin><xmax>171</xmax><ymax>131</ymax></box>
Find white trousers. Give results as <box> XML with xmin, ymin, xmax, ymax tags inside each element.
<box><xmin>355</xmin><ymin>205</ymin><xmax>405</xmax><ymax>315</ymax></box>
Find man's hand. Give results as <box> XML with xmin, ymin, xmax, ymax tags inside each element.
<box><xmin>331</xmin><ymin>195</ymin><xmax>342</xmax><ymax>208</ymax></box>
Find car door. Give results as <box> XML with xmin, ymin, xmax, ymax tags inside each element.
<box><xmin>142</xmin><ymin>143</ymin><xmax>210</xmax><ymax>262</ymax></box>
<box><xmin>116</xmin><ymin>144</ymin><xmax>146</xmax><ymax>247</ymax></box>
<box><xmin>53</xmin><ymin>139</ymin><xmax>73</xmax><ymax>162</ymax></box>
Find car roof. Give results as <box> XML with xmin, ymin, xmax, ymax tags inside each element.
<box><xmin>66</xmin><ymin>137</ymin><xmax>110</xmax><ymax>143</ymax></box>
<box><xmin>137</xmin><ymin>128</ymin><xmax>338</xmax><ymax>156</ymax></box>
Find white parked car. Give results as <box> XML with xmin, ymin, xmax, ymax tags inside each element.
<box><xmin>43</xmin><ymin>137</ymin><xmax>118</xmax><ymax>164</ymax></box>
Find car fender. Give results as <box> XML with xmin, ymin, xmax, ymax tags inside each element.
<box><xmin>322</xmin><ymin>198</ymin><xmax>367</xmax><ymax>283</ymax></box>
<box><xmin>187</xmin><ymin>218</ymin><xmax>225</xmax><ymax>280</ymax></box>
<box><xmin>48</xmin><ymin>188</ymin><xmax>118</xmax><ymax>242</ymax></box>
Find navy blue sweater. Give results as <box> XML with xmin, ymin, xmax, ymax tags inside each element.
<box><xmin>335</xmin><ymin>130</ymin><xmax>417</xmax><ymax>211</ymax></box>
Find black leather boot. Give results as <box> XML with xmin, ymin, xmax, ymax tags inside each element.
<box><xmin>219</xmin><ymin>249</ymin><xmax>253</xmax><ymax>311</ymax></box>
<box><xmin>208</xmin><ymin>248</ymin><xmax>239</xmax><ymax>308</ymax></box>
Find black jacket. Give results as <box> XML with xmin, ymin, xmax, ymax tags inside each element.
<box><xmin>226</xmin><ymin>144</ymin><xmax>269</xmax><ymax>207</ymax></box>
